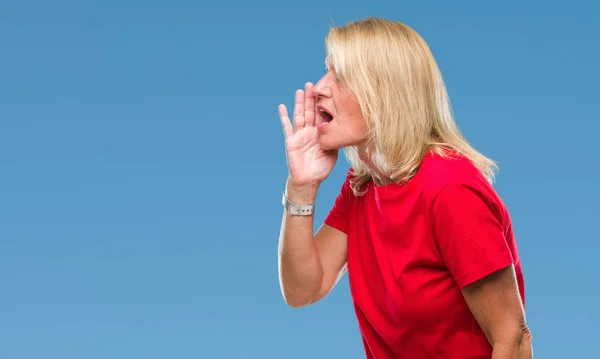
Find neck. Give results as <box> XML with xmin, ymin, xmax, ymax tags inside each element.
<box><xmin>357</xmin><ymin>147</ymin><xmax>394</xmax><ymax>186</ymax></box>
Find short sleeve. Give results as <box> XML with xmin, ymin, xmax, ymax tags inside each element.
<box><xmin>323</xmin><ymin>172</ymin><xmax>354</xmax><ymax>234</ymax></box>
<box><xmin>432</xmin><ymin>181</ymin><xmax>514</xmax><ymax>289</ymax></box>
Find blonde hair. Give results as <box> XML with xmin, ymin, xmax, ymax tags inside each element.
<box><xmin>325</xmin><ymin>18</ymin><xmax>498</xmax><ymax>195</ymax></box>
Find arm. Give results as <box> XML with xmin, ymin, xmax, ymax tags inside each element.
<box><xmin>431</xmin><ymin>180</ymin><xmax>531</xmax><ymax>358</ymax></box>
<box><xmin>462</xmin><ymin>265</ymin><xmax>533</xmax><ymax>358</ymax></box>
<box><xmin>277</xmin><ymin>83</ymin><xmax>347</xmax><ymax>307</ymax></box>
<box><xmin>277</xmin><ymin>181</ymin><xmax>348</xmax><ymax>308</ymax></box>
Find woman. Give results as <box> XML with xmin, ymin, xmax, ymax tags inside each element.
<box><xmin>277</xmin><ymin>18</ymin><xmax>531</xmax><ymax>359</ymax></box>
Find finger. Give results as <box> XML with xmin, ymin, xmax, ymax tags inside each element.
<box><xmin>304</xmin><ymin>82</ymin><xmax>315</xmax><ymax>127</ymax></box>
<box><xmin>293</xmin><ymin>89</ymin><xmax>305</xmax><ymax>129</ymax></box>
<box><xmin>278</xmin><ymin>104</ymin><xmax>293</xmax><ymax>138</ymax></box>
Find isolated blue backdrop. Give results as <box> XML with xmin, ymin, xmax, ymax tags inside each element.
<box><xmin>1</xmin><ymin>1</ymin><xmax>598</xmax><ymax>358</ymax></box>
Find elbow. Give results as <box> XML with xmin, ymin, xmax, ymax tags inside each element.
<box><xmin>281</xmin><ymin>287</ymin><xmax>321</xmax><ymax>308</ymax></box>
<box><xmin>518</xmin><ymin>323</ymin><xmax>533</xmax><ymax>349</ymax></box>
<box><xmin>284</xmin><ymin>297</ymin><xmax>313</xmax><ymax>308</ymax></box>
<box><xmin>279</xmin><ymin>271</ymin><xmax>323</xmax><ymax>308</ymax></box>
<box><xmin>282</xmin><ymin>291</ymin><xmax>319</xmax><ymax>308</ymax></box>
<box><xmin>512</xmin><ymin>321</ymin><xmax>533</xmax><ymax>346</ymax></box>
<box><xmin>491</xmin><ymin>322</ymin><xmax>533</xmax><ymax>354</ymax></box>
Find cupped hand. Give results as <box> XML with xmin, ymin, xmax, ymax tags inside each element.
<box><xmin>279</xmin><ymin>82</ymin><xmax>338</xmax><ymax>187</ymax></box>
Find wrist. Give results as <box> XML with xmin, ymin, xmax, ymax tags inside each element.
<box><xmin>285</xmin><ymin>179</ymin><xmax>320</xmax><ymax>204</ymax></box>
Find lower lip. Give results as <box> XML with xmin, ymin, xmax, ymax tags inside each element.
<box><xmin>318</xmin><ymin>120</ymin><xmax>332</xmax><ymax>130</ymax></box>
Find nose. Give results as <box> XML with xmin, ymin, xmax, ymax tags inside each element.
<box><xmin>313</xmin><ymin>75</ymin><xmax>332</xmax><ymax>98</ymax></box>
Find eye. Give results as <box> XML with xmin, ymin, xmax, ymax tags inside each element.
<box><xmin>331</xmin><ymin>70</ymin><xmax>339</xmax><ymax>82</ymax></box>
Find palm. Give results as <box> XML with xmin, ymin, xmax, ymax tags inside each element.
<box><xmin>285</xmin><ymin>125</ymin><xmax>337</xmax><ymax>184</ymax></box>
<box><xmin>279</xmin><ymin>83</ymin><xmax>337</xmax><ymax>186</ymax></box>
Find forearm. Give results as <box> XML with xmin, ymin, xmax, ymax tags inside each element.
<box><xmin>278</xmin><ymin>181</ymin><xmax>323</xmax><ymax>307</ymax></box>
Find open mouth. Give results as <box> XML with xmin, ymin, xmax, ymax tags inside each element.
<box><xmin>319</xmin><ymin>108</ymin><xmax>334</xmax><ymax>123</ymax></box>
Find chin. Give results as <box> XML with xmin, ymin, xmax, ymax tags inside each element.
<box><xmin>319</xmin><ymin>136</ymin><xmax>355</xmax><ymax>152</ymax></box>
<box><xmin>318</xmin><ymin>137</ymin><xmax>342</xmax><ymax>151</ymax></box>
<box><xmin>319</xmin><ymin>131</ymin><xmax>366</xmax><ymax>150</ymax></box>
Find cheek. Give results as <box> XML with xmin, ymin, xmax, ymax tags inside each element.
<box><xmin>337</xmin><ymin>121</ymin><xmax>367</xmax><ymax>146</ymax></box>
<box><xmin>349</xmin><ymin>114</ymin><xmax>368</xmax><ymax>138</ymax></box>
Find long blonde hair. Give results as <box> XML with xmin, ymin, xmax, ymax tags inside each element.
<box><xmin>325</xmin><ymin>18</ymin><xmax>498</xmax><ymax>195</ymax></box>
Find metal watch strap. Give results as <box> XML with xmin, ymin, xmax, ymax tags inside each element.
<box><xmin>282</xmin><ymin>192</ymin><xmax>315</xmax><ymax>216</ymax></box>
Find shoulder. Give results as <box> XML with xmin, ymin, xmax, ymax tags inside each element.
<box><xmin>418</xmin><ymin>151</ymin><xmax>494</xmax><ymax>196</ymax></box>
<box><xmin>420</xmin><ymin>152</ymin><xmax>509</xmax><ymax>226</ymax></box>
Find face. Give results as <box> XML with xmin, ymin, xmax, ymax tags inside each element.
<box><xmin>313</xmin><ymin>61</ymin><xmax>368</xmax><ymax>151</ymax></box>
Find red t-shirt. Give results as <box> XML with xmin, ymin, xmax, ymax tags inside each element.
<box><xmin>324</xmin><ymin>152</ymin><xmax>525</xmax><ymax>359</ymax></box>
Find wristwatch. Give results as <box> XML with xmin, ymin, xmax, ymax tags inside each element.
<box><xmin>282</xmin><ymin>192</ymin><xmax>315</xmax><ymax>216</ymax></box>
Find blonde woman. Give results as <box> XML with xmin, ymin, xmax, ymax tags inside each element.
<box><xmin>277</xmin><ymin>18</ymin><xmax>532</xmax><ymax>359</ymax></box>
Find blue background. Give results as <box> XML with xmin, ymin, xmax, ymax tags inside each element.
<box><xmin>1</xmin><ymin>1</ymin><xmax>598</xmax><ymax>358</ymax></box>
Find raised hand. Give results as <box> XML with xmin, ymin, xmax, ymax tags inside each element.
<box><xmin>279</xmin><ymin>82</ymin><xmax>338</xmax><ymax>190</ymax></box>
